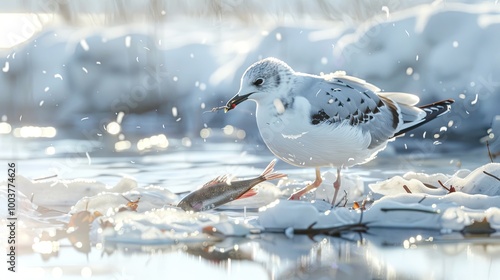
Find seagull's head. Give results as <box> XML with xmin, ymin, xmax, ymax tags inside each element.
<box><xmin>225</xmin><ymin>57</ymin><xmax>294</xmax><ymax>112</ymax></box>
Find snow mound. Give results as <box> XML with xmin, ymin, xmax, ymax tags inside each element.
<box><xmin>3</xmin><ymin>162</ymin><xmax>500</xmax><ymax>247</ymax></box>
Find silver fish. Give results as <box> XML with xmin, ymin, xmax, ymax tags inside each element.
<box><xmin>177</xmin><ymin>159</ymin><xmax>286</xmax><ymax>212</ymax></box>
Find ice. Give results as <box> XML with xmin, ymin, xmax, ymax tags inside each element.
<box><xmin>6</xmin><ymin>162</ymin><xmax>498</xmax><ymax>246</ymax></box>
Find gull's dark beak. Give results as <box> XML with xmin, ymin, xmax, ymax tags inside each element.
<box><xmin>224</xmin><ymin>92</ymin><xmax>254</xmax><ymax>113</ymax></box>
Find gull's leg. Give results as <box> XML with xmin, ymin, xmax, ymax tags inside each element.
<box><xmin>289</xmin><ymin>168</ymin><xmax>322</xmax><ymax>200</ymax></box>
<box><xmin>331</xmin><ymin>168</ymin><xmax>341</xmax><ymax>206</ymax></box>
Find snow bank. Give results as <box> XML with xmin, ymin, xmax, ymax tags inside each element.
<box><xmin>3</xmin><ymin>162</ymin><xmax>500</xmax><ymax>247</ymax></box>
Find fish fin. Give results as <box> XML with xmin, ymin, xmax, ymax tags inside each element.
<box><xmin>236</xmin><ymin>188</ymin><xmax>258</xmax><ymax>199</ymax></box>
<box><xmin>202</xmin><ymin>175</ymin><xmax>231</xmax><ymax>188</ymax></box>
<box><xmin>263</xmin><ymin>172</ymin><xmax>287</xmax><ymax>181</ymax></box>
<box><xmin>259</xmin><ymin>159</ymin><xmax>287</xmax><ymax>181</ymax></box>
<box><xmin>259</xmin><ymin>159</ymin><xmax>277</xmax><ymax>177</ymax></box>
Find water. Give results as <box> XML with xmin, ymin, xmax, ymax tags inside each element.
<box><xmin>2</xmin><ymin>136</ymin><xmax>499</xmax><ymax>280</ymax></box>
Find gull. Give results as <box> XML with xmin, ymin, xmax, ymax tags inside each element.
<box><xmin>224</xmin><ymin>57</ymin><xmax>453</xmax><ymax>205</ymax></box>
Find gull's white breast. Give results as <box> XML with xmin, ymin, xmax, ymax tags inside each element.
<box><xmin>256</xmin><ymin>96</ymin><xmax>389</xmax><ymax>168</ymax></box>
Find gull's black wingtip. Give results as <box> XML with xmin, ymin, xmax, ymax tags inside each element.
<box><xmin>394</xmin><ymin>98</ymin><xmax>455</xmax><ymax>137</ymax></box>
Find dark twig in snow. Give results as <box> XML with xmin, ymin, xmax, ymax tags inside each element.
<box><xmin>294</xmin><ymin>221</ymin><xmax>368</xmax><ymax>237</ymax></box>
<box><xmin>438</xmin><ymin>180</ymin><xmax>456</xmax><ymax>193</ymax></box>
<box><xmin>33</xmin><ymin>174</ymin><xmax>58</xmax><ymax>181</ymax></box>
<box><xmin>483</xmin><ymin>171</ymin><xmax>500</xmax><ymax>182</ymax></box>
<box><xmin>418</xmin><ymin>195</ymin><xmax>427</xmax><ymax>204</ymax></box>
<box><xmin>486</xmin><ymin>141</ymin><xmax>494</xmax><ymax>163</ymax></box>
<box><xmin>335</xmin><ymin>190</ymin><xmax>348</xmax><ymax>207</ymax></box>
<box><xmin>402</xmin><ymin>185</ymin><xmax>412</xmax><ymax>193</ymax></box>
<box><xmin>380</xmin><ymin>208</ymin><xmax>439</xmax><ymax>214</ymax></box>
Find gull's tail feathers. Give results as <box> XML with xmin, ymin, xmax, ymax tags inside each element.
<box><xmin>394</xmin><ymin>99</ymin><xmax>454</xmax><ymax>137</ymax></box>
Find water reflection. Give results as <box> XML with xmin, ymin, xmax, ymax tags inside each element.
<box><xmin>20</xmin><ymin>229</ymin><xmax>500</xmax><ymax>280</ymax></box>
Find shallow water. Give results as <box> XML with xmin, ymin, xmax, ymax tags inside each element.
<box><xmin>2</xmin><ymin>138</ymin><xmax>499</xmax><ymax>280</ymax></box>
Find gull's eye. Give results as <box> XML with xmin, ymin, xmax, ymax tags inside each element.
<box><xmin>253</xmin><ymin>78</ymin><xmax>264</xmax><ymax>86</ymax></box>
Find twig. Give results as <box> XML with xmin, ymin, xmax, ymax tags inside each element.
<box><xmin>438</xmin><ymin>180</ymin><xmax>455</xmax><ymax>193</ymax></box>
<box><xmin>380</xmin><ymin>208</ymin><xmax>439</xmax><ymax>214</ymax></box>
<box><xmin>483</xmin><ymin>171</ymin><xmax>500</xmax><ymax>182</ymax></box>
<box><xmin>418</xmin><ymin>195</ymin><xmax>427</xmax><ymax>204</ymax></box>
<box><xmin>402</xmin><ymin>185</ymin><xmax>412</xmax><ymax>193</ymax></box>
<box><xmin>33</xmin><ymin>174</ymin><xmax>58</xmax><ymax>181</ymax></box>
<box><xmin>486</xmin><ymin>141</ymin><xmax>494</xmax><ymax>163</ymax></box>
<box><xmin>335</xmin><ymin>190</ymin><xmax>348</xmax><ymax>207</ymax></box>
<box><xmin>437</xmin><ymin>180</ymin><xmax>449</xmax><ymax>191</ymax></box>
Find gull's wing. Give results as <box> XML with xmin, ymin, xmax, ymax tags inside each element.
<box><xmin>294</xmin><ymin>72</ymin><xmax>420</xmax><ymax>148</ymax></box>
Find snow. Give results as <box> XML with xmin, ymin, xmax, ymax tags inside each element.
<box><xmin>2</xmin><ymin>162</ymin><xmax>500</xmax><ymax>249</ymax></box>
<box><xmin>1</xmin><ymin>2</ymin><xmax>500</xmax><ymax>153</ymax></box>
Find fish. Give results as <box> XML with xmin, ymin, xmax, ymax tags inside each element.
<box><xmin>177</xmin><ymin>159</ymin><xmax>286</xmax><ymax>212</ymax></box>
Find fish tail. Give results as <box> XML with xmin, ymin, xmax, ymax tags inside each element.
<box><xmin>263</xmin><ymin>172</ymin><xmax>287</xmax><ymax>181</ymax></box>
<box><xmin>260</xmin><ymin>159</ymin><xmax>287</xmax><ymax>181</ymax></box>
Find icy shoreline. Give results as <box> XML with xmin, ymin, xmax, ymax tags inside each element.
<box><xmin>2</xmin><ymin>162</ymin><xmax>499</xmax><ymax>250</ymax></box>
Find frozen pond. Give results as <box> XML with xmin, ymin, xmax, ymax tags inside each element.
<box><xmin>2</xmin><ymin>138</ymin><xmax>500</xmax><ymax>280</ymax></box>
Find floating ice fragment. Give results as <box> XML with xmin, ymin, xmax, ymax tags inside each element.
<box><xmin>117</xmin><ymin>111</ymin><xmax>125</xmax><ymax>124</ymax></box>
<box><xmin>39</xmin><ymin>100</ymin><xmax>44</xmax><ymax>106</ymax></box>
<box><xmin>44</xmin><ymin>87</ymin><xmax>49</xmax><ymax>92</ymax></box>
<box><xmin>471</xmin><ymin>94</ymin><xmax>478</xmax><ymax>105</ymax></box>
<box><xmin>2</xmin><ymin>61</ymin><xmax>9</xmax><ymax>72</ymax></box>
<box><xmin>125</xmin><ymin>36</ymin><xmax>131</xmax><ymax>48</ymax></box>
<box><xmin>54</xmin><ymin>73</ymin><xmax>63</xmax><ymax>80</ymax></box>
<box><xmin>275</xmin><ymin>33</ymin><xmax>282</xmax><ymax>41</ymax></box>
<box><xmin>172</xmin><ymin>107</ymin><xmax>178</xmax><ymax>117</ymax></box>
<box><xmin>381</xmin><ymin>6</ymin><xmax>390</xmax><ymax>18</ymax></box>
<box><xmin>80</xmin><ymin>39</ymin><xmax>89</xmax><ymax>51</ymax></box>
<box><xmin>85</xmin><ymin>152</ymin><xmax>91</xmax><ymax>165</ymax></box>
<box><xmin>406</xmin><ymin>67</ymin><xmax>413</xmax><ymax>75</ymax></box>
<box><xmin>453</xmin><ymin>41</ymin><xmax>459</xmax><ymax>48</ymax></box>
<box><xmin>82</xmin><ymin>67</ymin><xmax>88</xmax><ymax>73</ymax></box>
